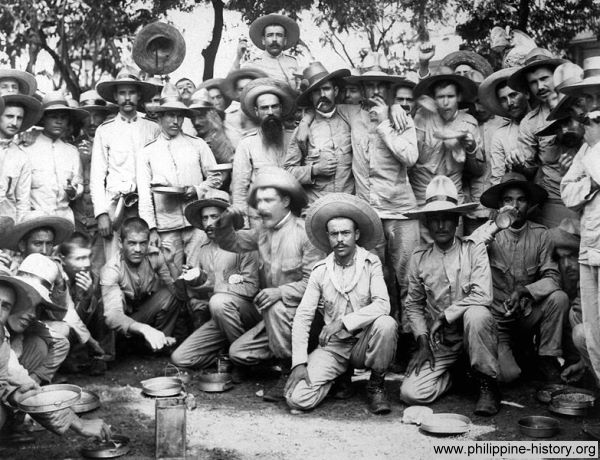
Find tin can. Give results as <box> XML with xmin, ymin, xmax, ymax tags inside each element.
<box><xmin>217</xmin><ymin>354</ymin><xmax>232</xmax><ymax>374</ymax></box>
<box><xmin>155</xmin><ymin>396</ymin><xmax>186</xmax><ymax>459</ymax></box>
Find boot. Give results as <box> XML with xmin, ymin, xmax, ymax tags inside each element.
<box><xmin>474</xmin><ymin>371</ymin><xmax>501</xmax><ymax>416</ymax></box>
<box><xmin>366</xmin><ymin>370</ymin><xmax>391</xmax><ymax>415</ymax></box>
<box><xmin>263</xmin><ymin>360</ymin><xmax>291</xmax><ymax>402</ymax></box>
<box><xmin>537</xmin><ymin>356</ymin><xmax>562</xmax><ymax>384</ymax></box>
<box><xmin>331</xmin><ymin>368</ymin><xmax>354</xmax><ymax>400</ymax></box>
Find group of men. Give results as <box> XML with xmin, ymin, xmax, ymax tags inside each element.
<box><xmin>1</xmin><ymin>10</ymin><xmax>600</xmax><ymax>442</ymax></box>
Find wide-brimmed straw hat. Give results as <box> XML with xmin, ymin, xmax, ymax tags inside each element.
<box><xmin>222</xmin><ymin>67</ymin><xmax>268</xmax><ymax>101</ymax></box>
<box><xmin>96</xmin><ymin>68</ymin><xmax>157</xmax><ymax>104</ymax></box>
<box><xmin>403</xmin><ymin>175</ymin><xmax>478</xmax><ymax>218</ymax></box>
<box><xmin>480</xmin><ymin>171</ymin><xmax>548</xmax><ymax>209</ymax></box>
<box><xmin>185</xmin><ymin>189</ymin><xmax>232</xmax><ymax>228</ymax></box>
<box><xmin>37</xmin><ymin>91</ymin><xmax>89</xmax><ymax>125</ymax></box>
<box><xmin>198</xmin><ymin>78</ymin><xmax>231</xmax><ymax>110</ymax></box>
<box><xmin>188</xmin><ymin>88</ymin><xmax>214</xmax><ymax>111</ymax></box>
<box><xmin>413</xmin><ymin>68</ymin><xmax>478</xmax><ymax>103</ymax></box>
<box><xmin>249</xmin><ymin>14</ymin><xmax>300</xmax><ymax>51</ymax></box>
<box><xmin>240</xmin><ymin>77</ymin><xmax>295</xmax><ymax>122</ymax></box>
<box><xmin>507</xmin><ymin>48</ymin><xmax>566</xmax><ymax>94</ymax></box>
<box><xmin>0</xmin><ymin>269</ymin><xmax>42</xmax><ymax>317</ymax></box>
<box><xmin>477</xmin><ymin>67</ymin><xmax>520</xmax><ymax>118</ymax></box>
<box><xmin>296</xmin><ymin>62</ymin><xmax>350</xmax><ymax>107</ymax></box>
<box><xmin>0</xmin><ymin>69</ymin><xmax>37</xmax><ymax>96</ymax></box>
<box><xmin>132</xmin><ymin>22</ymin><xmax>186</xmax><ymax>75</ymax></box>
<box><xmin>560</xmin><ymin>56</ymin><xmax>600</xmax><ymax>96</ymax></box>
<box><xmin>248</xmin><ymin>166</ymin><xmax>307</xmax><ymax>216</ymax></box>
<box><xmin>548</xmin><ymin>218</ymin><xmax>580</xmax><ymax>251</ymax></box>
<box><xmin>441</xmin><ymin>50</ymin><xmax>494</xmax><ymax>78</ymax></box>
<box><xmin>153</xmin><ymin>82</ymin><xmax>192</xmax><ymax>116</ymax></box>
<box><xmin>2</xmin><ymin>94</ymin><xmax>41</xmax><ymax>132</ymax></box>
<box><xmin>78</xmin><ymin>89</ymin><xmax>118</xmax><ymax>115</ymax></box>
<box><xmin>14</xmin><ymin>253</ymin><xmax>64</xmax><ymax>317</ymax></box>
<box><xmin>306</xmin><ymin>193</ymin><xmax>383</xmax><ymax>253</ymax></box>
<box><xmin>1</xmin><ymin>212</ymin><xmax>74</xmax><ymax>251</ymax></box>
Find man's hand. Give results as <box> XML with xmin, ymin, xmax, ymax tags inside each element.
<box><xmin>561</xmin><ymin>360</ymin><xmax>586</xmax><ymax>384</ymax></box>
<box><xmin>458</xmin><ymin>131</ymin><xmax>476</xmax><ymax>152</ymax></box>
<box><xmin>160</xmin><ymin>240</ymin><xmax>176</xmax><ymax>265</ymax></box>
<box><xmin>183</xmin><ymin>186</ymin><xmax>197</xmax><ymax>201</ymax></box>
<box><xmin>215</xmin><ymin>207</ymin><xmax>245</xmax><ymax>230</ymax></box>
<box><xmin>254</xmin><ymin>288</ymin><xmax>282</xmax><ymax>311</ymax></box>
<box><xmin>296</xmin><ymin>110</ymin><xmax>315</xmax><ymax>154</ymax></box>
<box><xmin>87</xmin><ymin>337</ymin><xmax>105</xmax><ymax>357</ymax></box>
<box><xmin>504</xmin><ymin>286</ymin><xmax>530</xmax><ymax>317</ymax></box>
<box><xmin>149</xmin><ymin>229</ymin><xmax>161</xmax><ymax>248</ymax></box>
<box><xmin>136</xmin><ymin>324</ymin><xmax>171</xmax><ymax>351</ymax></box>
<box><xmin>64</xmin><ymin>179</ymin><xmax>77</xmax><ymax>200</ymax></box>
<box><xmin>558</xmin><ymin>152</ymin><xmax>574</xmax><ymax>176</ymax></box>
<box><xmin>506</xmin><ymin>149</ymin><xmax>527</xmax><ymax>167</ymax></box>
<box><xmin>97</xmin><ymin>213</ymin><xmax>112</xmax><ymax>238</ymax></box>
<box><xmin>284</xmin><ymin>364</ymin><xmax>312</xmax><ymax>395</ymax></box>
<box><xmin>419</xmin><ymin>42</ymin><xmax>436</xmax><ymax>63</ymax></box>
<box><xmin>406</xmin><ymin>335</ymin><xmax>435</xmax><ymax>376</ymax></box>
<box><xmin>368</xmin><ymin>95</ymin><xmax>389</xmax><ymax>124</ymax></box>
<box><xmin>0</xmin><ymin>250</ymin><xmax>12</xmax><ymax>268</ymax></box>
<box><xmin>312</xmin><ymin>154</ymin><xmax>337</xmax><ymax>177</ymax></box>
<box><xmin>71</xmin><ymin>417</ymin><xmax>112</xmax><ymax>441</ymax></box>
<box><xmin>74</xmin><ymin>270</ymin><xmax>93</xmax><ymax>297</ymax></box>
<box><xmin>319</xmin><ymin>318</ymin><xmax>344</xmax><ymax>347</ymax></box>
<box><xmin>390</xmin><ymin>103</ymin><xmax>410</xmax><ymax>131</ymax></box>
<box><xmin>429</xmin><ymin>314</ymin><xmax>446</xmax><ymax>351</ymax></box>
<box><xmin>236</xmin><ymin>37</ymin><xmax>248</xmax><ymax>60</ymax></box>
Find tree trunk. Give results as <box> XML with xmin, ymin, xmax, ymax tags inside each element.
<box><xmin>518</xmin><ymin>0</ymin><xmax>530</xmax><ymax>32</ymax></box>
<box><xmin>201</xmin><ymin>0</ymin><xmax>224</xmax><ymax>81</ymax></box>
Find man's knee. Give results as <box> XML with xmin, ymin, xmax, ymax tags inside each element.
<box><xmin>572</xmin><ymin>323</ymin><xmax>587</xmax><ymax>354</ymax></box>
<box><xmin>371</xmin><ymin>315</ymin><xmax>398</xmax><ymax>337</ymax></box>
<box><xmin>463</xmin><ymin>305</ymin><xmax>495</xmax><ymax>335</ymax></box>
<box><xmin>545</xmin><ymin>290</ymin><xmax>570</xmax><ymax>313</ymax></box>
<box><xmin>208</xmin><ymin>293</ymin><xmax>235</xmax><ymax>318</ymax></box>
<box><xmin>263</xmin><ymin>300</ymin><xmax>287</xmax><ymax>321</ymax></box>
<box><xmin>400</xmin><ymin>374</ymin><xmax>437</xmax><ymax>405</ymax></box>
<box><xmin>286</xmin><ymin>380</ymin><xmax>323</xmax><ymax>411</ymax></box>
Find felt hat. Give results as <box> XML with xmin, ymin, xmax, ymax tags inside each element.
<box><xmin>14</xmin><ymin>253</ymin><xmax>64</xmax><ymax>317</ymax></box>
<box><xmin>413</xmin><ymin>67</ymin><xmax>478</xmax><ymax>103</ymax></box>
<box><xmin>507</xmin><ymin>48</ymin><xmax>566</xmax><ymax>94</ymax></box>
<box><xmin>240</xmin><ymin>77</ymin><xmax>295</xmax><ymax>122</ymax></box>
<box><xmin>477</xmin><ymin>67</ymin><xmax>521</xmax><ymax>118</ymax></box>
<box><xmin>441</xmin><ymin>50</ymin><xmax>494</xmax><ymax>78</ymax></box>
<box><xmin>198</xmin><ymin>78</ymin><xmax>231</xmax><ymax>110</ymax></box>
<box><xmin>305</xmin><ymin>193</ymin><xmax>383</xmax><ymax>253</ymax></box>
<box><xmin>296</xmin><ymin>62</ymin><xmax>350</xmax><ymax>107</ymax></box>
<box><xmin>188</xmin><ymin>88</ymin><xmax>214</xmax><ymax>110</ymax></box>
<box><xmin>222</xmin><ymin>67</ymin><xmax>268</xmax><ymax>101</ymax></box>
<box><xmin>1</xmin><ymin>212</ymin><xmax>74</xmax><ymax>252</ymax></box>
<box><xmin>184</xmin><ymin>189</ymin><xmax>233</xmax><ymax>228</ymax></box>
<box><xmin>96</xmin><ymin>67</ymin><xmax>157</xmax><ymax>104</ymax></box>
<box><xmin>560</xmin><ymin>56</ymin><xmax>600</xmax><ymax>96</ymax></box>
<box><xmin>403</xmin><ymin>175</ymin><xmax>478</xmax><ymax>218</ymax></box>
<box><xmin>78</xmin><ymin>89</ymin><xmax>118</xmax><ymax>116</ymax></box>
<box><xmin>480</xmin><ymin>171</ymin><xmax>548</xmax><ymax>209</ymax></box>
<box><xmin>37</xmin><ymin>91</ymin><xmax>88</xmax><ymax>125</ymax></box>
<box><xmin>0</xmin><ymin>69</ymin><xmax>37</xmax><ymax>96</ymax></box>
<box><xmin>132</xmin><ymin>22</ymin><xmax>186</xmax><ymax>75</ymax></box>
<box><xmin>2</xmin><ymin>93</ymin><xmax>42</xmax><ymax>132</ymax></box>
<box><xmin>536</xmin><ymin>95</ymin><xmax>586</xmax><ymax>136</ymax></box>
<box><xmin>247</xmin><ymin>166</ymin><xmax>307</xmax><ymax>216</ymax></box>
<box><xmin>248</xmin><ymin>14</ymin><xmax>300</xmax><ymax>51</ymax></box>
<box><xmin>153</xmin><ymin>82</ymin><xmax>192</xmax><ymax>116</ymax></box>
<box><xmin>548</xmin><ymin>218</ymin><xmax>580</xmax><ymax>251</ymax></box>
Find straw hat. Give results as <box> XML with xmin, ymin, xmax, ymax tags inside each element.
<box><xmin>14</xmin><ymin>253</ymin><xmax>64</xmax><ymax>317</ymax></box>
<box><xmin>477</xmin><ymin>67</ymin><xmax>520</xmax><ymax>118</ymax></box>
<box><xmin>153</xmin><ymin>82</ymin><xmax>192</xmax><ymax>116</ymax></box>
<box><xmin>0</xmin><ymin>69</ymin><xmax>37</xmax><ymax>96</ymax></box>
<box><xmin>0</xmin><ymin>269</ymin><xmax>42</xmax><ymax>317</ymax></box>
<box><xmin>441</xmin><ymin>50</ymin><xmax>494</xmax><ymax>78</ymax></box>
<box><xmin>222</xmin><ymin>67</ymin><xmax>268</xmax><ymax>101</ymax></box>
<box><xmin>185</xmin><ymin>189</ymin><xmax>234</xmax><ymax>229</ymax></box>
<box><xmin>560</xmin><ymin>57</ymin><xmax>600</xmax><ymax>96</ymax></box>
<box><xmin>296</xmin><ymin>62</ymin><xmax>350</xmax><ymax>107</ymax></box>
<box><xmin>413</xmin><ymin>68</ymin><xmax>478</xmax><ymax>103</ymax></box>
<box><xmin>188</xmin><ymin>88</ymin><xmax>214</xmax><ymax>111</ymax></box>
<box><xmin>36</xmin><ymin>91</ymin><xmax>88</xmax><ymax>126</ymax></box>
<box><xmin>480</xmin><ymin>171</ymin><xmax>548</xmax><ymax>209</ymax></box>
<box><xmin>96</xmin><ymin>67</ymin><xmax>157</xmax><ymax>104</ymax></box>
<box><xmin>1</xmin><ymin>212</ymin><xmax>74</xmax><ymax>251</ymax></box>
<box><xmin>403</xmin><ymin>176</ymin><xmax>478</xmax><ymax>218</ymax></box>
<box><xmin>78</xmin><ymin>89</ymin><xmax>117</xmax><ymax>115</ymax></box>
<box><xmin>507</xmin><ymin>48</ymin><xmax>566</xmax><ymax>94</ymax></box>
<box><xmin>306</xmin><ymin>193</ymin><xmax>383</xmax><ymax>253</ymax></box>
<box><xmin>548</xmin><ymin>218</ymin><xmax>580</xmax><ymax>251</ymax></box>
<box><xmin>132</xmin><ymin>22</ymin><xmax>186</xmax><ymax>75</ymax></box>
<box><xmin>2</xmin><ymin>94</ymin><xmax>41</xmax><ymax>132</ymax></box>
<box><xmin>240</xmin><ymin>77</ymin><xmax>295</xmax><ymax>122</ymax></box>
<box><xmin>247</xmin><ymin>166</ymin><xmax>307</xmax><ymax>215</ymax></box>
<box><xmin>248</xmin><ymin>14</ymin><xmax>300</xmax><ymax>51</ymax></box>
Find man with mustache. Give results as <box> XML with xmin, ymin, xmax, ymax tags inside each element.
<box><xmin>92</xmin><ymin>68</ymin><xmax>160</xmax><ymax>261</ymax></box>
<box><xmin>175</xmin><ymin>78</ymin><xmax>196</xmax><ymax>106</ymax></box>
<box><xmin>170</xmin><ymin>189</ymin><xmax>259</xmax><ymax>367</ymax></box>
<box><xmin>284</xmin><ymin>62</ymin><xmax>354</xmax><ymax>205</ymax></box>
<box><xmin>231</xmin><ymin>78</ymin><xmax>295</xmax><ymax>221</ymax></box>
<box><xmin>231</xmin><ymin>14</ymin><xmax>299</xmax><ymax>89</ymax></box>
<box><xmin>213</xmin><ymin>167</ymin><xmax>323</xmax><ymax>401</ymax></box>
<box><xmin>473</xmin><ymin>172</ymin><xmax>569</xmax><ymax>384</ymax></box>
<box><xmin>285</xmin><ymin>193</ymin><xmax>398</xmax><ymax>414</ymax></box>
<box><xmin>137</xmin><ymin>83</ymin><xmax>221</xmax><ymax>271</ymax></box>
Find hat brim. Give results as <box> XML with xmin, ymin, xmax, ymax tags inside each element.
<box><xmin>548</xmin><ymin>226</ymin><xmax>580</xmax><ymax>251</ymax></box>
<box><xmin>403</xmin><ymin>201</ymin><xmax>479</xmax><ymax>218</ymax></box>
<box><xmin>199</xmin><ymin>78</ymin><xmax>232</xmax><ymax>110</ymax></box>
<box><xmin>480</xmin><ymin>179</ymin><xmax>548</xmax><ymax>209</ymax></box>
<box><xmin>0</xmin><ymin>274</ymin><xmax>41</xmax><ymax>317</ymax></box>
<box><xmin>249</xmin><ymin>14</ymin><xmax>300</xmax><ymax>51</ymax></box>
<box><xmin>508</xmin><ymin>59</ymin><xmax>566</xmax><ymax>94</ymax></box>
<box><xmin>96</xmin><ymin>80</ymin><xmax>158</xmax><ymax>104</ymax></box>
<box><xmin>0</xmin><ymin>69</ymin><xmax>37</xmax><ymax>96</ymax></box>
<box><xmin>305</xmin><ymin>193</ymin><xmax>383</xmax><ymax>253</ymax></box>
<box><xmin>477</xmin><ymin>67</ymin><xmax>520</xmax><ymax>118</ymax></box>
<box><xmin>222</xmin><ymin>68</ymin><xmax>269</xmax><ymax>101</ymax></box>
<box><xmin>2</xmin><ymin>94</ymin><xmax>42</xmax><ymax>132</ymax></box>
<box><xmin>80</xmin><ymin>104</ymin><xmax>119</xmax><ymax>115</ymax></box>
<box><xmin>296</xmin><ymin>69</ymin><xmax>351</xmax><ymax>107</ymax></box>
<box><xmin>153</xmin><ymin>103</ymin><xmax>193</xmax><ymax>117</ymax></box>
<box><xmin>441</xmin><ymin>51</ymin><xmax>494</xmax><ymax>78</ymax></box>
<box><xmin>345</xmin><ymin>74</ymin><xmax>410</xmax><ymax>85</ymax></box>
<box><xmin>185</xmin><ymin>199</ymin><xmax>231</xmax><ymax>228</ymax></box>
<box><xmin>132</xmin><ymin>22</ymin><xmax>186</xmax><ymax>75</ymax></box>
<box><xmin>414</xmin><ymin>74</ymin><xmax>479</xmax><ymax>103</ymax></box>
<box><xmin>1</xmin><ymin>216</ymin><xmax>74</xmax><ymax>251</ymax></box>
<box><xmin>13</xmin><ymin>273</ymin><xmax>64</xmax><ymax>316</ymax></box>
<box><xmin>560</xmin><ymin>77</ymin><xmax>600</xmax><ymax>96</ymax></box>
<box><xmin>248</xmin><ymin>167</ymin><xmax>307</xmax><ymax>215</ymax></box>
<box><xmin>37</xmin><ymin>106</ymin><xmax>89</xmax><ymax>127</ymax></box>
<box><xmin>241</xmin><ymin>83</ymin><xmax>296</xmax><ymax>122</ymax></box>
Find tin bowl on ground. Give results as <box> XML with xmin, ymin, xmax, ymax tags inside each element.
<box><xmin>15</xmin><ymin>384</ymin><xmax>82</xmax><ymax>413</ymax></box>
<box><xmin>536</xmin><ymin>384</ymin><xmax>574</xmax><ymax>404</ymax></box>
<box><xmin>81</xmin><ymin>435</ymin><xmax>130</xmax><ymax>458</ymax></box>
<box><xmin>197</xmin><ymin>371</ymin><xmax>233</xmax><ymax>393</ymax></box>
<box><xmin>140</xmin><ymin>376</ymin><xmax>184</xmax><ymax>397</ymax></box>
<box><xmin>420</xmin><ymin>413</ymin><xmax>471</xmax><ymax>435</ymax></box>
<box><xmin>550</xmin><ymin>388</ymin><xmax>596</xmax><ymax>409</ymax></box>
<box><xmin>518</xmin><ymin>416</ymin><xmax>560</xmax><ymax>438</ymax></box>
<box><xmin>73</xmin><ymin>390</ymin><xmax>101</xmax><ymax>414</ymax></box>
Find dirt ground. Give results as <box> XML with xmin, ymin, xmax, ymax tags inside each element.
<box><xmin>1</xmin><ymin>354</ymin><xmax>598</xmax><ymax>460</ymax></box>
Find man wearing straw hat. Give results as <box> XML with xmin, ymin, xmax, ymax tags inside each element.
<box><xmin>213</xmin><ymin>167</ymin><xmax>323</xmax><ymax>401</ymax></box>
<box><xmin>0</xmin><ymin>88</ymin><xmax>41</xmax><ymax>222</ymax></box>
<box><xmin>232</xmin><ymin>14</ymin><xmax>300</xmax><ymax>88</ymax></box>
<box><xmin>284</xmin><ymin>62</ymin><xmax>354</xmax><ymax>205</ymax></box>
<box><xmin>560</xmin><ymin>56</ymin><xmax>600</xmax><ymax>387</ymax></box>
<box><xmin>91</xmin><ymin>67</ymin><xmax>160</xmax><ymax>261</ymax></box>
<box><xmin>285</xmin><ymin>193</ymin><xmax>398</xmax><ymax>414</ymax></box>
<box><xmin>137</xmin><ymin>83</ymin><xmax>221</xmax><ymax>270</ymax></box>
<box><xmin>23</xmin><ymin>92</ymin><xmax>87</xmax><ymax>223</ymax></box>
<box><xmin>400</xmin><ymin>176</ymin><xmax>501</xmax><ymax>416</ymax></box>
<box><xmin>0</xmin><ymin>68</ymin><xmax>37</xmax><ymax>97</ymax></box>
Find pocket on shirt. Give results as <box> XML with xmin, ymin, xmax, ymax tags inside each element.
<box><xmin>281</xmin><ymin>258</ymin><xmax>302</xmax><ymax>280</ymax></box>
<box><xmin>31</xmin><ymin>168</ymin><xmax>51</xmax><ymax>189</ymax></box>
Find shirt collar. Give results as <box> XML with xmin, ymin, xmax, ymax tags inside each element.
<box><xmin>316</xmin><ymin>107</ymin><xmax>337</xmax><ymax>119</ymax></box>
<box><xmin>433</xmin><ymin>237</ymin><xmax>458</xmax><ymax>255</ymax></box>
<box><xmin>119</xmin><ymin>114</ymin><xmax>138</xmax><ymax>123</ymax></box>
<box><xmin>334</xmin><ymin>249</ymin><xmax>356</xmax><ymax>267</ymax></box>
<box><xmin>274</xmin><ymin>211</ymin><xmax>292</xmax><ymax>230</ymax></box>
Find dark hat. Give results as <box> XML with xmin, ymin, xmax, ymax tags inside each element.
<box><xmin>249</xmin><ymin>14</ymin><xmax>300</xmax><ymax>51</ymax></box>
<box><xmin>296</xmin><ymin>62</ymin><xmax>350</xmax><ymax>107</ymax></box>
<box><xmin>548</xmin><ymin>218</ymin><xmax>580</xmax><ymax>251</ymax></box>
<box><xmin>441</xmin><ymin>50</ymin><xmax>494</xmax><ymax>78</ymax></box>
<box><xmin>413</xmin><ymin>68</ymin><xmax>478</xmax><ymax>103</ymax></box>
<box><xmin>480</xmin><ymin>171</ymin><xmax>548</xmax><ymax>209</ymax></box>
<box><xmin>222</xmin><ymin>67</ymin><xmax>268</xmax><ymax>101</ymax></box>
<box><xmin>132</xmin><ymin>22</ymin><xmax>186</xmax><ymax>75</ymax></box>
<box><xmin>185</xmin><ymin>189</ymin><xmax>234</xmax><ymax>228</ymax></box>
<box><xmin>198</xmin><ymin>78</ymin><xmax>232</xmax><ymax>110</ymax></box>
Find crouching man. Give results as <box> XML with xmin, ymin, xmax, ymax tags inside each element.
<box><xmin>285</xmin><ymin>193</ymin><xmax>398</xmax><ymax>414</ymax></box>
<box><xmin>400</xmin><ymin>176</ymin><xmax>501</xmax><ymax>416</ymax></box>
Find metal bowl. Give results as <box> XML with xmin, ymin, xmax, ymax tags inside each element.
<box><xmin>518</xmin><ymin>416</ymin><xmax>560</xmax><ymax>438</ymax></box>
<box><xmin>73</xmin><ymin>390</ymin><xmax>101</xmax><ymax>414</ymax></box>
<box><xmin>15</xmin><ymin>384</ymin><xmax>82</xmax><ymax>413</ymax></box>
<box><xmin>551</xmin><ymin>389</ymin><xmax>596</xmax><ymax>409</ymax></box>
<box><xmin>197</xmin><ymin>371</ymin><xmax>233</xmax><ymax>393</ymax></box>
<box><xmin>536</xmin><ymin>384</ymin><xmax>574</xmax><ymax>404</ymax></box>
<box><xmin>141</xmin><ymin>376</ymin><xmax>184</xmax><ymax>397</ymax></box>
<box><xmin>151</xmin><ymin>185</ymin><xmax>186</xmax><ymax>195</ymax></box>
<box><xmin>420</xmin><ymin>413</ymin><xmax>471</xmax><ymax>435</ymax></box>
<box><xmin>548</xmin><ymin>403</ymin><xmax>589</xmax><ymax>417</ymax></box>
<box><xmin>81</xmin><ymin>435</ymin><xmax>130</xmax><ymax>458</ymax></box>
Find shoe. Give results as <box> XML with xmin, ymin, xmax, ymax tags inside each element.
<box><xmin>331</xmin><ymin>369</ymin><xmax>354</xmax><ymax>399</ymax></box>
<box><xmin>366</xmin><ymin>371</ymin><xmax>391</xmax><ymax>414</ymax></box>
<box><xmin>474</xmin><ymin>371</ymin><xmax>501</xmax><ymax>416</ymax></box>
<box><xmin>537</xmin><ymin>356</ymin><xmax>563</xmax><ymax>383</ymax></box>
<box><xmin>231</xmin><ymin>365</ymin><xmax>249</xmax><ymax>384</ymax></box>
<box><xmin>263</xmin><ymin>360</ymin><xmax>291</xmax><ymax>402</ymax></box>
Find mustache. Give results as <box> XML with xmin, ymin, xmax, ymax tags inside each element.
<box><xmin>205</xmin><ymin>225</ymin><xmax>215</xmax><ymax>233</ymax></box>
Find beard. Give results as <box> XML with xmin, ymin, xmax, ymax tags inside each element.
<box><xmin>261</xmin><ymin>115</ymin><xmax>283</xmax><ymax>146</ymax></box>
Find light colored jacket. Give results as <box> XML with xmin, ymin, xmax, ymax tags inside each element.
<box><xmin>0</xmin><ymin>141</ymin><xmax>31</xmax><ymax>222</ymax></box>
<box><xmin>490</xmin><ymin>119</ymin><xmax>520</xmax><ymax>186</ymax></box>
<box><xmin>242</xmin><ymin>52</ymin><xmax>298</xmax><ymax>87</ymax></box>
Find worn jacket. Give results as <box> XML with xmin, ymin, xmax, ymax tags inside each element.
<box><xmin>490</xmin><ymin>119</ymin><xmax>520</xmax><ymax>186</ymax></box>
<box><xmin>242</xmin><ymin>52</ymin><xmax>298</xmax><ymax>88</ymax></box>
<box><xmin>0</xmin><ymin>141</ymin><xmax>31</xmax><ymax>223</ymax></box>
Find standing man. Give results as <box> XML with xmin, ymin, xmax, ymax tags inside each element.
<box><xmin>0</xmin><ymin>69</ymin><xmax>37</xmax><ymax>96</ymax></box>
<box><xmin>400</xmin><ymin>176</ymin><xmax>500</xmax><ymax>416</ymax></box>
<box><xmin>285</xmin><ymin>193</ymin><xmax>398</xmax><ymax>414</ymax></box>
<box><xmin>214</xmin><ymin>167</ymin><xmax>323</xmax><ymax>401</ymax></box>
<box><xmin>284</xmin><ymin>62</ymin><xmax>354</xmax><ymax>205</ymax></box>
<box><xmin>23</xmin><ymin>92</ymin><xmax>86</xmax><ymax>223</ymax></box>
<box><xmin>175</xmin><ymin>78</ymin><xmax>196</xmax><ymax>106</ymax></box>
<box><xmin>92</xmin><ymin>68</ymin><xmax>160</xmax><ymax>260</ymax></box>
<box><xmin>137</xmin><ymin>84</ymin><xmax>220</xmax><ymax>270</ymax></box>
<box><xmin>232</xmin><ymin>14</ymin><xmax>300</xmax><ymax>88</ymax></box>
